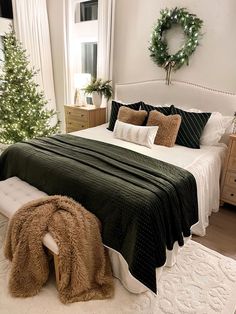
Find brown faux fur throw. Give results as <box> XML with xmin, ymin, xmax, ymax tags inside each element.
<box><xmin>4</xmin><ymin>195</ymin><xmax>114</xmax><ymax>304</ymax></box>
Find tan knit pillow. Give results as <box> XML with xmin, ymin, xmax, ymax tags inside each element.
<box><xmin>147</xmin><ymin>111</ymin><xmax>181</xmax><ymax>147</ymax></box>
<box><xmin>117</xmin><ymin>107</ymin><xmax>147</xmax><ymax>126</ymax></box>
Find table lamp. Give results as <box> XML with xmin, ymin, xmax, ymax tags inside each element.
<box><xmin>74</xmin><ymin>73</ymin><xmax>91</xmax><ymax>106</ymax></box>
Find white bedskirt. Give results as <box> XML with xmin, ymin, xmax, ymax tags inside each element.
<box><xmin>107</xmin><ymin>237</ymin><xmax>190</xmax><ymax>294</ymax></box>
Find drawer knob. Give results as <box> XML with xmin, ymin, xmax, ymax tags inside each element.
<box><xmin>231</xmin><ymin>193</ymin><xmax>234</xmax><ymax>197</ymax></box>
<box><xmin>234</xmin><ymin>179</ymin><xmax>236</xmax><ymax>182</ymax></box>
<box><xmin>81</xmin><ymin>114</ymin><xmax>84</xmax><ymax>117</ymax></box>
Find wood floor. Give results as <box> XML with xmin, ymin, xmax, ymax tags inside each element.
<box><xmin>192</xmin><ymin>204</ymin><xmax>236</xmax><ymax>260</ymax></box>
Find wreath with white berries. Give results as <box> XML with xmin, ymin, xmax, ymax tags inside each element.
<box><xmin>149</xmin><ymin>8</ymin><xmax>203</xmax><ymax>84</ymax></box>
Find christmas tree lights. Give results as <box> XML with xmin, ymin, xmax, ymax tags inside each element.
<box><xmin>0</xmin><ymin>29</ymin><xmax>59</xmax><ymax>144</ymax></box>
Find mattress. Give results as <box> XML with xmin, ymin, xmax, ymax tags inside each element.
<box><xmin>71</xmin><ymin>123</ymin><xmax>227</xmax><ymax>236</ymax></box>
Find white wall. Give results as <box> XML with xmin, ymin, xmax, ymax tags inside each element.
<box><xmin>112</xmin><ymin>0</ymin><xmax>236</xmax><ymax>93</ymax></box>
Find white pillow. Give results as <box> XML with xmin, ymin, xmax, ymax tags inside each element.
<box><xmin>200</xmin><ymin>112</ymin><xmax>232</xmax><ymax>146</ymax></box>
<box><xmin>113</xmin><ymin>120</ymin><xmax>158</xmax><ymax>148</ymax></box>
<box><xmin>187</xmin><ymin>109</ymin><xmax>233</xmax><ymax>146</ymax></box>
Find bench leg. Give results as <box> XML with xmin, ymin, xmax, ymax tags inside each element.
<box><xmin>53</xmin><ymin>253</ymin><xmax>60</xmax><ymax>289</ymax></box>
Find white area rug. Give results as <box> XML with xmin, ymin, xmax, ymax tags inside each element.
<box><xmin>0</xmin><ymin>214</ymin><xmax>236</xmax><ymax>314</ymax></box>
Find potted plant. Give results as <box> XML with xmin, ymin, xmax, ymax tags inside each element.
<box><xmin>83</xmin><ymin>78</ymin><xmax>113</xmax><ymax>107</ymax></box>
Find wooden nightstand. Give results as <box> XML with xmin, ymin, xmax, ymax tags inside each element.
<box><xmin>221</xmin><ymin>134</ymin><xmax>236</xmax><ymax>206</ymax></box>
<box><xmin>64</xmin><ymin>105</ymin><xmax>106</xmax><ymax>133</ymax></box>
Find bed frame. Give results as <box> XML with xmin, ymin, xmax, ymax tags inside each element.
<box><xmin>115</xmin><ymin>79</ymin><xmax>236</xmax><ymax>116</ymax></box>
<box><xmin>1</xmin><ymin>81</ymin><xmax>235</xmax><ymax>295</ymax></box>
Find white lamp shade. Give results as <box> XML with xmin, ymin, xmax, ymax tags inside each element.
<box><xmin>74</xmin><ymin>73</ymin><xmax>91</xmax><ymax>89</ymax></box>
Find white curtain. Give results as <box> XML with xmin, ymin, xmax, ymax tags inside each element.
<box><xmin>62</xmin><ymin>0</ymin><xmax>73</xmax><ymax>105</ymax></box>
<box><xmin>97</xmin><ymin>0</ymin><xmax>116</xmax><ymax>114</ymax></box>
<box><xmin>97</xmin><ymin>0</ymin><xmax>116</xmax><ymax>81</ymax></box>
<box><xmin>12</xmin><ymin>0</ymin><xmax>57</xmax><ymax>124</ymax></box>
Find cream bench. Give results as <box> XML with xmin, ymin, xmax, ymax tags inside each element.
<box><xmin>0</xmin><ymin>176</ymin><xmax>61</xmax><ymax>285</ymax></box>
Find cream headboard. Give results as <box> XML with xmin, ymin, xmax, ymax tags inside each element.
<box><xmin>115</xmin><ymin>80</ymin><xmax>236</xmax><ymax>116</ymax></box>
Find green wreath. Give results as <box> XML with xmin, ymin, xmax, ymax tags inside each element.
<box><xmin>149</xmin><ymin>8</ymin><xmax>203</xmax><ymax>84</ymax></box>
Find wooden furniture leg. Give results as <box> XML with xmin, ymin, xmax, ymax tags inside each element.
<box><xmin>53</xmin><ymin>253</ymin><xmax>60</xmax><ymax>289</ymax></box>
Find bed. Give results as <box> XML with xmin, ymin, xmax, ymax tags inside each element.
<box><xmin>0</xmin><ymin>79</ymin><xmax>235</xmax><ymax>294</ymax></box>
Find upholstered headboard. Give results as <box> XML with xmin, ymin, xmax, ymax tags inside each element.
<box><xmin>115</xmin><ymin>80</ymin><xmax>236</xmax><ymax>116</ymax></box>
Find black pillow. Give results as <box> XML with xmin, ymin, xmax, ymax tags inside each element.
<box><xmin>107</xmin><ymin>100</ymin><xmax>142</xmax><ymax>131</ymax></box>
<box><xmin>170</xmin><ymin>105</ymin><xmax>211</xmax><ymax>149</ymax></box>
<box><xmin>140</xmin><ymin>103</ymin><xmax>171</xmax><ymax>115</ymax></box>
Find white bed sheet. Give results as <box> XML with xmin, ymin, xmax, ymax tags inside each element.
<box><xmin>70</xmin><ymin>123</ymin><xmax>227</xmax><ymax>293</ymax></box>
<box><xmin>71</xmin><ymin>123</ymin><xmax>227</xmax><ymax>236</ymax></box>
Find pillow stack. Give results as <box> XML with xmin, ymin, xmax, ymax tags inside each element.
<box><xmin>108</xmin><ymin>99</ymin><xmax>231</xmax><ymax>149</ymax></box>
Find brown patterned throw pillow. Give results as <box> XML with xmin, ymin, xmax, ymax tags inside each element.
<box><xmin>147</xmin><ymin>111</ymin><xmax>181</xmax><ymax>147</ymax></box>
<box><xmin>117</xmin><ymin>107</ymin><xmax>148</xmax><ymax>126</ymax></box>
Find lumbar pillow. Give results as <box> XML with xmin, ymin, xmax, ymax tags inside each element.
<box><xmin>117</xmin><ymin>107</ymin><xmax>148</xmax><ymax>126</ymax></box>
<box><xmin>146</xmin><ymin>111</ymin><xmax>181</xmax><ymax>147</ymax></box>
<box><xmin>140</xmin><ymin>103</ymin><xmax>171</xmax><ymax>115</ymax></box>
<box><xmin>170</xmin><ymin>105</ymin><xmax>211</xmax><ymax>149</ymax></box>
<box><xmin>107</xmin><ymin>100</ymin><xmax>142</xmax><ymax>131</ymax></box>
<box><xmin>113</xmin><ymin>120</ymin><xmax>158</xmax><ymax>148</ymax></box>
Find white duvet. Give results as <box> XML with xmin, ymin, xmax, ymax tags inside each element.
<box><xmin>72</xmin><ymin>123</ymin><xmax>227</xmax><ymax>236</ymax></box>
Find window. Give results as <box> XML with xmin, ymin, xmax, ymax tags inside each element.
<box><xmin>81</xmin><ymin>42</ymin><xmax>97</xmax><ymax>79</ymax></box>
<box><xmin>72</xmin><ymin>1</ymin><xmax>98</xmax><ymax>104</ymax></box>
<box><xmin>75</xmin><ymin>0</ymin><xmax>98</xmax><ymax>23</ymax></box>
<box><xmin>0</xmin><ymin>0</ymin><xmax>13</xmax><ymax>19</ymax></box>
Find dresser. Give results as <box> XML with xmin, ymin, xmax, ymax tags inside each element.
<box><xmin>221</xmin><ymin>134</ymin><xmax>236</xmax><ymax>206</ymax></box>
<box><xmin>64</xmin><ymin>105</ymin><xmax>106</xmax><ymax>133</ymax></box>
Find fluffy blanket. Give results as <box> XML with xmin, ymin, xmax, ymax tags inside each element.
<box><xmin>4</xmin><ymin>195</ymin><xmax>114</xmax><ymax>304</ymax></box>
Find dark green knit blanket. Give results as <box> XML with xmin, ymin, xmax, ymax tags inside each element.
<box><xmin>0</xmin><ymin>134</ymin><xmax>198</xmax><ymax>293</ymax></box>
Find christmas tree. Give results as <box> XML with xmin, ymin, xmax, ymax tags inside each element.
<box><xmin>0</xmin><ymin>29</ymin><xmax>59</xmax><ymax>144</ymax></box>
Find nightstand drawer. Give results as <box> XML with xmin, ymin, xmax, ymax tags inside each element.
<box><xmin>65</xmin><ymin>108</ymin><xmax>89</xmax><ymax>122</ymax></box>
<box><xmin>228</xmin><ymin>156</ymin><xmax>236</xmax><ymax>171</ymax></box>
<box><xmin>66</xmin><ymin>120</ymin><xmax>89</xmax><ymax>130</ymax></box>
<box><xmin>66</xmin><ymin>127</ymin><xmax>87</xmax><ymax>133</ymax></box>
<box><xmin>221</xmin><ymin>186</ymin><xmax>236</xmax><ymax>204</ymax></box>
<box><xmin>221</xmin><ymin>134</ymin><xmax>236</xmax><ymax>206</ymax></box>
<box><xmin>231</xmin><ymin>140</ymin><xmax>236</xmax><ymax>157</ymax></box>
<box><xmin>225</xmin><ymin>171</ymin><xmax>236</xmax><ymax>188</ymax></box>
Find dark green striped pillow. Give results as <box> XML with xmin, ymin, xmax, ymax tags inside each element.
<box><xmin>170</xmin><ymin>105</ymin><xmax>211</xmax><ymax>149</ymax></box>
<box><xmin>107</xmin><ymin>101</ymin><xmax>142</xmax><ymax>131</ymax></box>
<box><xmin>140</xmin><ymin>103</ymin><xmax>171</xmax><ymax>115</ymax></box>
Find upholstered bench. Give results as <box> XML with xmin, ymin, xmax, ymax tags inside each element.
<box><xmin>0</xmin><ymin>176</ymin><xmax>185</xmax><ymax>294</ymax></box>
<box><xmin>0</xmin><ymin>177</ymin><xmax>61</xmax><ymax>285</ymax></box>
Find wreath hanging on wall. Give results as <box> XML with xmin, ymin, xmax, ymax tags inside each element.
<box><xmin>149</xmin><ymin>7</ymin><xmax>203</xmax><ymax>84</ymax></box>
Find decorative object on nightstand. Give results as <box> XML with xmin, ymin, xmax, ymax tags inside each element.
<box><xmin>221</xmin><ymin>134</ymin><xmax>236</xmax><ymax>206</ymax></box>
<box><xmin>64</xmin><ymin>105</ymin><xmax>106</xmax><ymax>133</ymax></box>
<box><xmin>83</xmin><ymin>78</ymin><xmax>113</xmax><ymax>107</ymax></box>
<box><xmin>74</xmin><ymin>73</ymin><xmax>91</xmax><ymax>106</ymax></box>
